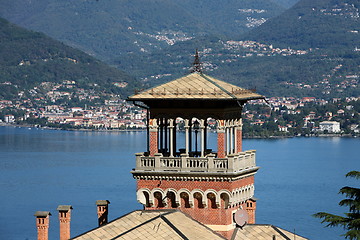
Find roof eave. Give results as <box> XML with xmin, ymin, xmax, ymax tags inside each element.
<box><xmin>127</xmin><ymin>96</ymin><xmax>264</xmax><ymax>102</ymax></box>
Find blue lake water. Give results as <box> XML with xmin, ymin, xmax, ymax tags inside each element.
<box><xmin>0</xmin><ymin>126</ymin><xmax>359</xmax><ymax>240</ymax></box>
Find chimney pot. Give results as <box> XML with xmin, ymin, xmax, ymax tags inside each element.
<box><xmin>34</xmin><ymin>211</ymin><xmax>51</xmax><ymax>240</ymax></box>
<box><xmin>57</xmin><ymin>205</ymin><xmax>72</xmax><ymax>240</ymax></box>
<box><xmin>96</xmin><ymin>200</ymin><xmax>110</xmax><ymax>226</ymax></box>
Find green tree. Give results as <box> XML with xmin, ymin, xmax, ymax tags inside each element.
<box><xmin>313</xmin><ymin>171</ymin><xmax>360</xmax><ymax>240</ymax></box>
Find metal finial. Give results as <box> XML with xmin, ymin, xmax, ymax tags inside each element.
<box><xmin>191</xmin><ymin>49</ymin><xmax>202</xmax><ymax>73</ymax></box>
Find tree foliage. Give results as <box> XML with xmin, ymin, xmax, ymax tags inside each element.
<box><xmin>313</xmin><ymin>171</ymin><xmax>360</xmax><ymax>240</ymax></box>
<box><xmin>0</xmin><ymin>17</ymin><xmax>140</xmax><ymax>100</ymax></box>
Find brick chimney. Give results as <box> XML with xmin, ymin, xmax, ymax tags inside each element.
<box><xmin>96</xmin><ymin>200</ymin><xmax>110</xmax><ymax>226</ymax></box>
<box><xmin>34</xmin><ymin>211</ymin><xmax>51</xmax><ymax>240</ymax></box>
<box><xmin>245</xmin><ymin>198</ymin><xmax>257</xmax><ymax>224</ymax></box>
<box><xmin>57</xmin><ymin>205</ymin><xmax>72</xmax><ymax>240</ymax></box>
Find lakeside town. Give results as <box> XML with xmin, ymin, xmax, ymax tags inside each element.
<box><xmin>1</xmin><ymin>78</ymin><xmax>359</xmax><ymax>136</ymax></box>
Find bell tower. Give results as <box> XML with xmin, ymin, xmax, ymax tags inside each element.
<box><xmin>128</xmin><ymin>60</ymin><xmax>263</xmax><ymax>239</ymax></box>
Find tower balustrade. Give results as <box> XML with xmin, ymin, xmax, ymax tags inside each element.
<box><xmin>134</xmin><ymin>150</ymin><xmax>256</xmax><ymax>173</ymax></box>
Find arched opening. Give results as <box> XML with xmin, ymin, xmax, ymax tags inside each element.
<box><xmin>193</xmin><ymin>192</ymin><xmax>204</xmax><ymax>208</ymax></box>
<box><xmin>207</xmin><ymin>193</ymin><xmax>217</xmax><ymax>209</ymax></box>
<box><xmin>220</xmin><ymin>193</ymin><xmax>230</xmax><ymax>209</ymax></box>
<box><xmin>154</xmin><ymin>191</ymin><xmax>164</xmax><ymax>208</ymax></box>
<box><xmin>180</xmin><ymin>192</ymin><xmax>191</xmax><ymax>208</ymax></box>
<box><xmin>143</xmin><ymin>191</ymin><xmax>151</xmax><ymax>207</ymax></box>
<box><xmin>167</xmin><ymin>191</ymin><xmax>177</xmax><ymax>208</ymax></box>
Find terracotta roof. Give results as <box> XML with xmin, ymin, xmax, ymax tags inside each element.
<box><xmin>71</xmin><ymin>210</ymin><xmax>225</xmax><ymax>240</ymax></box>
<box><xmin>128</xmin><ymin>72</ymin><xmax>263</xmax><ymax>101</ymax></box>
<box><xmin>233</xmin><ymin>224</ymin><xmax>308</xmax><ymax>240</ymax></box>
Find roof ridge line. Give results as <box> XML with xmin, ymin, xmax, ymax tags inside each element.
<box><xmin>109</xmin><ymin>212</ymin><xmax>172</xmax><ymax>240</ymax></box>
<box><xmin>200</xmin><ymin>73</ymin><xmax>237</xmax><ymax>99</ymax></box>
<box><xmin>271</xmin><ymin>225</ymin><xmax>292</xmax><ymax>240</ymax></box>
<box><xmin>70</xmin><ymin>210</ymin><xmax>139</xmax><ymax>239</ymax></box>
<box><xmin>160</xmin><ymin>214</ymin><xmax>190</xmax><ymax>240</ymax></box>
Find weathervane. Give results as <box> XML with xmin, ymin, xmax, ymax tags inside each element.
<box><xmin>191</xmin><ymin>49</ymin><xmax>202</xmax><ymax>73</ymax></box>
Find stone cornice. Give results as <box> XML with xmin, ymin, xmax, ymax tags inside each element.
<box><xmin>131</xmin><ymin>167</ymin><xmax>259</xmax><ymax>182</ymax></box>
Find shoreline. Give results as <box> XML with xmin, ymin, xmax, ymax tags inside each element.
<box><xmin>0</xmin><ymin>122</ymin><xmax>144</xmax><ymax>132</ymax></box>
<box><xmin>0</xmin><ymin>122</ymin><xmax>357</xmax><ymax>138</ymax></box>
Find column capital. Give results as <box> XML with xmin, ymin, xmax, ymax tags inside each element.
<box><xmin>149</xmin><ymin>118</ymin><xmax>158</xmax><ymax>130</ymax></box>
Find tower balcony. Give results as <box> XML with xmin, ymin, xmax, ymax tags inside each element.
<box><xmin>133</xmin><ymin>150</ymin><xmax>257</xmax><ymax>174</ymax></box>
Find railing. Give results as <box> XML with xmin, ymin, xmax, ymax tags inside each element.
<box><xmin>134</xmin><ymin>150</ymin><xmax>256</xmax><ymax>173</ymax></box>
<box><xmin>161</xmin><ymin>157</ymin><xmax>181</xmax><ymax>169</ymax></box>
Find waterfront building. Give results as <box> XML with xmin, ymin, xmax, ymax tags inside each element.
<box><xmin>35</xmin><ymin>54</ymin><xmax>308</xmax><ymax>240</ymax></box>
<box><xmin>319</xmin><ymin>121</ymin><xmax>341</xmax><ymax>133</ymax></box>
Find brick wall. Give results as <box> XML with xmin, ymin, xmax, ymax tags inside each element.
<box><xmin>217</xmin><ymin>132</ymin><xmax>225</xmax><ymax>158</ymax></box>
<box><xmin>245</xmin><ymin>199</ymin><xmax>256</xmax><ymax>224</ymax></box>
<box><xmin>236</xmin><ymin>129</ymin><xmax>242</xmax><ymax>153</ymax></box>
<box><xmin>35</xmin><ymin>215</ymin><xmax>50</xmax><ymax>240</ymax></box>
<box><xmin>149</xmin><ymin>131</ymin><xmax>158</xmax><ymax>156</ymax></box>
<box><xmin>137</xmin><ymin>176</ymin><xmax>255</xmax><ymax>227</ymax></box>
<box><xmin>58</xmin><ymin>211</ymin><xmax>71</xmax><ymax>240</ymax></box>
<box><xmin>137</xmin><ymin>177</ymin><xmax>254</xmax><ymax>192</ymax></box>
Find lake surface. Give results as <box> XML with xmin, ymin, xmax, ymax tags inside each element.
<box><xmin>0</xmin><ymin>126</ymin><xmax>359</xmax><ymax>240</ymax></box>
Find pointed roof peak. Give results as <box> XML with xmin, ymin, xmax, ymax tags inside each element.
<box><xmin>191</xmin><ymin>49</ymin><xmax>202</xmax><ymax>73</ymax></box>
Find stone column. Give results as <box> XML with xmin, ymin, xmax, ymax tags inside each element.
<box><xmin>57</xmin><ymin>205</ymin><xmax>72</xmax><ymax>240</ymax></box>
<box><xmin>169</xmin><ymin>119</ymin><xmax>174</xmax><ymax>157</ymax></box>
<box><xmin>149</xmin><ymin>118</ymin><xmax>158</xmax><ymax>156</ymax></box>
<box><xmin>230</xmin><ymin>120</ymin><xmax>234</xmax><ymax>154</ymax></box>
<box><xmin>217</xmin><ymin>120</ymin><xmax>226</xmax><ymax>158</ymax></box>
<box><xmin>158</xmin><ymin>118</ymin><xmax>163</xmax><ymax>152</ymax></box>
<box><xmin>96</xmin><ymin>200</ymin><xmax>110</xmax><ymax>227</ymax></box>
<box><xmin>164</xmin><ymin>118</ymin><xmax>168</xmax><ymax>153</ymax></box>
<box><xmin>225</xmin><ymin>120</ymin><xmax>230</xmax><ymax>155</ymax></box>
<box><xmin>184</xmin><ymin>119</ymin><xmax>190</xmax><ymax>155</ymax></box>
<box><xmin>34</xmin><ymin>211</ymin><xmax>51</xmax><ymax>240</ymax></box>
<box><xmin>200</xmin><ymin>119</ymin><xmax>205</xmax><ymax>157</ymax></box>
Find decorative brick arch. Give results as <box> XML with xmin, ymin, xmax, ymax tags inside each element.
<box><xmin>191</xmin><ymin>189</ymin><xmax>205</xmax><ymax>208</ymax></box>
<box><xmin>166</xmin><ymin>188</ymin><xmax>178</xmax><ymax>208</ymax></box>
<box><xmin>152</xmin><ymin>188</ymin><xmax>166</xmax><ymax>208</ymax></box>
<box><xmin>204</xmin><ymin>189</ymin><xmax>219</xmax><ymax>208</ymax></box>
<box><xmin>250</xmin><ymin>184</ymin><xmax>255</xmax><ymax>196</ymax></box>
<box><xmin>137</xmin><ymin>188</ymin><xmax>153</xmax><ymax>207</ymax></box>
<box><xmin>245</xmin><ymin>184</ymin><xmax>251</xmax><ymax>199</ymax></box>
<box><xmin>218</xmin><ymin>190</ymin><xmax>232</xmax><ymax>209</ymax></box>
<box><xmin>177</xmin><ymin>189</ymin><xmax>193</xmax><ymax>207</ymax></box>
<box><xmin>178</xmin><ymin>188</ymin><xmax>193</xmax><ymax>208</ymax></box>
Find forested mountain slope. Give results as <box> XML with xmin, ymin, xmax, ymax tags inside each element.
<box><xmin>0</xmin><ymin>0</ymin><xmax>284</xmax><ymax>61</ymax></box>
<box><xmin>244</xmin><ymin>0</ymin><xmax>360</xmax><ymax>50</ymax></box>
<box><xmin>0</xmin><ymin>18</ymin><xmax>138</xmax><ymax>100</ymax></box>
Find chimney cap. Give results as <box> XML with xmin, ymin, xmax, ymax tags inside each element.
<box><xmin>34</xmin><ymin>211</ymin><xmax>51</xmax><ymax>217</ymax></box>
<box><xmin>57</xmin><ymin>205</ymin><xmax>73</xmax><ymax>211</ymax></box>
<box><xmin>96</xmin><ymin>200</ymin><xmax>110</xmax><ymax>206</ymax></box>
<box><xmin>249</xmin><ymin>197</ymin><xmax>258</xmax><ymax>202</ymax></box>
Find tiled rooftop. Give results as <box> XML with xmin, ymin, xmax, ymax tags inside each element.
<box><xmin>233</xmin><ymin>224</ymin><xmax>308</xmax><ymax>240</ymax></box>
<box><xmin>128</xmin><ymin>72</ymin><xmax>263</xmax><ymax>101</ymax></box>
<box><xmin>72</xmin><ymin>210</ymin><xmax>309</xmax><ymax>240</ymax></box>
<box><xmin>71</xmin><ymin>210</ymin><xmax>225</xmax><ymax>240</ymax></box>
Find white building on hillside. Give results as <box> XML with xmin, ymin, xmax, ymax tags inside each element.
<box><xmin>319</xmin><ymin>121</ymin><xmax>341</xmax><ymax>133</ymax></box>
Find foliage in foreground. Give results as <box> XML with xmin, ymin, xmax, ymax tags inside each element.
<box><xmin>313</xmin><ymin>171</ymin><xmax>360</xmax><ymax>240</ymax></box>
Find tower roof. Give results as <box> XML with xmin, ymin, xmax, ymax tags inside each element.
<box><xmin>128</xmin><ymin>72</ymin><xmax>263</xmax><ymax>101</ymax></box>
